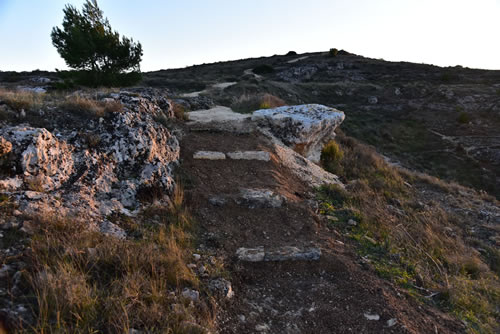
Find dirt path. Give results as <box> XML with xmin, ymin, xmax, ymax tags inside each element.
<box><xmin>179</xmin><ymin>119</ymin><xmax>464</xmax><ymax>333</ymax></box>
<box><xmin>181</xmin><ymin>82</ymin><xmax>237</xmax><ymax>98</ymax></box>
<box><xmin>243</xmin><ymin>68</ymin><xmax>263</xmax><ymax>80</ymax></box>
<box><xmin>287</xmin><ymin>56</ymin><xmax>310</xmax><ymax>64</ymax></box>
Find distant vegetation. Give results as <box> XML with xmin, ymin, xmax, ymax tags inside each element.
<box><xmin>51</xmin><ymin>0</ymin><xmax>143</xmax><ymax>87</ymax></box>
<box><xmin>252</xmin><ymin>64</ymin><xmax>275</xmax><ymax>75</ymax></box>
<box><xmin>329</xmin><ymin>48</ymin><xmax>339</xmax><ymax>57</ymax></box>
<box><xmin>457</xmin><ymin>111</ymin><xmax>471</xmax><ymax>124</ymax></box>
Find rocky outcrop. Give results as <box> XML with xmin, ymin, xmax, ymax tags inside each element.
<box><xmin>0</xmin><ymin>92</ymin><xmax>179</xmax><ymax>225</ymax></box>
<box><xmin>252</xmin><ymin>104</ymin><xmax>345</xmax><ymax>163</ymax></box>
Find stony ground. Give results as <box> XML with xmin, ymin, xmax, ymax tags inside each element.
<box><xmin>179</xmin><ymin>125</ymin><xmax>464</xmax><ymax>333</ymax></box>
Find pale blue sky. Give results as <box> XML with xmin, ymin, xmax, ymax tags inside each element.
<box><xmin>1</xmin><ymin>0</ymin><xmax>499</xmax><ymax>71</ymax></box>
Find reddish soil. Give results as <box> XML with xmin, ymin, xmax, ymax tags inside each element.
<box><xmin>180</xmin><ymin>129</ymin><xmax>465</xmax><ymax>334</ymax></box>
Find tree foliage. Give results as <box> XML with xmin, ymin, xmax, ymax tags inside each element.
<box><xmin>51</xmin><ymin>0</ymin><xmax>143</xmax><ymax>86</ymax></box>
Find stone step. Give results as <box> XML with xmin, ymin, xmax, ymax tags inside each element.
<box><xmin>209</xmin><ymin>188</ymin><xmax>284</xmax><ymax>209</ymax></box>
<box><xmin>236</xmin><ymin>246</ymin><xmax>321</xmax><ymax>262</ymax></box>
<box><xmin>193</xmin><ymin>150</ymin><xmax>270</xmax><ymax>161</ymax></box>
<box><xmin>193</xmin><ymin>151</ymin><xmax>226</xmax><ymax>160</ymax></box>
<box><xmin>227</xmin><ymin>151</ymin><xmax>270</xmax><ymax>161</ymax></box>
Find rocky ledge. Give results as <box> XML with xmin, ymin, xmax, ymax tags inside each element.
<box><xmin>252</xmin><ymin>104</ymin><xmax>345</xmax><ymax>163</ymax></box>
<box><xmin>0</xmin><ymin>92</ymin><xmax>179</xmax><ymax>235</ymax></box>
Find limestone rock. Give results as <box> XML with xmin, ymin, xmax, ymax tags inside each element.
<box><xmin>236</xmin><ymin>188</ymin><xmax>284</xmax><ymax>208</ymax></box>
<box><xmin>227</xmin><ymin>151</ymin><xmax>271</xmax><ymax>161</ymax></box>
<box><xmin>182</xmin><ymin>288</ymin><xmax>200</xmax><ymax>301</ymax></box>
<box><xmin>236</xmin><ymin>247</ymin><xmax>265</xmax><ymax>262</ymax></box>
<box><xmin>0</xmin><ymin>92</ymin><xmax>179</xmax><ymax>226</ymax></box>
<box><xmin>1</xmin><ymin>127</ymin><xmax>74</xmax><ymax>192</ymax></box>
<box><xmin>208</xmin><ymin>278</ymin><xmax>234</xmax><ymax>299</ymax></box>
<box><xmin>364</xmin><ymin>313</ymin><xmax>380</xmax><ymax>321</ymax></box>
<box><xmin>271</xmin><ymin>141</ymin><xmax>342</xmax><ymax>187</ymax></box>
<box><xmin>252</xmin><ymin>104</ymin><xmax>345</xmax><ymax>163</ymax></box>
<box><xmin>193</xmin><ymin>151</ymin><xmax>226</xmax><ymax>160</ymax></box>
<box><xmin>99</xmin><ymin>221</ymin><xmax>126</xmax><ymax>239</ymax></box>
<box><xmin>237</xmin><ymin>246</ymin><xmax>321</xmax><ymax>262</ymax></box>
<box><xmin>0</xmin><ymin>137</ymin><xmax>12</xmax><ymax>157</ymax></box>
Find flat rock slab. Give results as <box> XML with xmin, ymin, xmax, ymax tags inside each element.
<box><xmin>188</xmin><ymin>106</ymin><xmax>251</xmax><ymax>124</ymax></box>
<box><xmin>187</xmin><ymin>106</ymin><xmax>254</xmax><ymax>133</ymax></box>
<box><xmin>236</xmin><ymin>188</ymin><xmax>284</xmax><ymax>208</ymax></box>
<box><xmin>227</xmin><ymin>151</ymin><xmax>271</xmax><ymax>161</ymax></box>
<box><xmin>252</xmin><ymin>104</ymin><xmax>345</xmax><ymax>163</ymax></box>
<box><xmin>236</xmin><ymin>246</ymin><xmax>321</xmax><ymax>262</ymax></box>
<box><xmin>193</xmin><ymin>151</ymin><xmax>226</xmax><ymax>160</ymax></box>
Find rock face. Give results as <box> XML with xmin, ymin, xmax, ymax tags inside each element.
<box><xmin>0</xmin><ymin>137</ymin><xmax>12</xmax><ymax>157</ymax></box>
<box><xmin>1</xmin><ymin>128</ymin><xmax>74</xmax><ymax>192</ymax></box>
<box><xmin>252</xmin><ymin>104</ymin><xmax>345</xmax><ymax>163</ymax></box>
<box><xmin>0</xmin><ymin>92</ymin><xmax>179</xmax><ymax>223</ymax></box>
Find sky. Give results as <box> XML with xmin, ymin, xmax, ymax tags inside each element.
<box><xmin>0</xmin><ymin>0</ymin><xmax>499</xmax><ymax>72</ymax></box>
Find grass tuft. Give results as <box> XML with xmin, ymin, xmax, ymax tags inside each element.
<box><xmin>17</xmin><ymin>184</ymin><xmax>215</xmax><ymax>333</ymax></box>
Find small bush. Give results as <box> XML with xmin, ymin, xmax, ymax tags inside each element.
<box><xmin>286</xmin><ymin>51</ymin><xmax>298</xmax><ymax>56</ymax></box>
<box><xmin>457</xmin><ymin>111</ymin><xmax>470</xmax><ymax>124</ymax></box>
<box><xmin>172</xmin><ymin>102</ymin><xmax>188</xmax><ymax>121</ymax></box>
<box><xmin>321</xmin><ymin>140</ymin><xmax>344</xmax><ymax>174</ymax></box>
<box><xmin>440</xmin><ymin>72</ymin><xmax>459</xmax><ymax>83</ymax></box>
<box><xmin>329</xmin><ymin>48</ymin><xmax>339</xmax><ymax>57</ymax></box>
<box><xmin>252</xmin><ymin>64</ymin><xmax>274</xmax><ymax>75</ymax></box>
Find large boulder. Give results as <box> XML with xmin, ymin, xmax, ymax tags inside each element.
<box><xmin>252</xmin><ymin>104</ymin><xmax>345</xmax><ymax>163</ymax></box>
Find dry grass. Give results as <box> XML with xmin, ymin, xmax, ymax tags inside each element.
<box><xmin>25</xmin><ymin>176</ymin><xmax>46</xmax><ymax>193</ymax></box>
<box><xmin>60</xmin><ymin>95</ymin><xmax>123</xmax><ymax>118</ymax></box>
<box><xmin>172</xmin><ymin>101</ymin><xmax>188</xmax><ymax>121</ymax></box>
<box><xmin>231</xmin><ymin>93</ymin><xmax>286</xmax><ymax>113</ymax></box>
<box><xmin>0</xmin><ymin>88</ymin><xmax>44</xmax><ymax>112</ymax></box>
<box><xmin>0</xmin><ymin>88</ymin><xmax>124</xmax><ymax>123</ymax></box>
<box><xmin>17</xmin><ymin>185</ymin><xmax>215</xmax><ymax>333</ymax></box>
<box><xmin>318</xmin><ymin>133</ymin><xmax>500</xmax><ymax>333</ymax></box>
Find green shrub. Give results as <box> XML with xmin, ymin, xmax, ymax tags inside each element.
<box><xmin>321</xmin><ymin>140</ymin><xmax>344</xmax><ymax>174</ymax></box>
<box><xmin>286</xmin><ymin>51</ymin><xmax>297</xmax><ymax>56</ymax></box>
<box><xmin>329</xmin><ymin>48</ymin><xmax>339</xmax><ymax>57</ymax></box>
<box><xmin>252</xmin><ymin>64</ymin><xmax>274</xmax><ymax>75</ymax></box>
<box><xmin>457</xmin><ymin>111</ymin><xmax>470</xmax><ymax>124</ymax></box>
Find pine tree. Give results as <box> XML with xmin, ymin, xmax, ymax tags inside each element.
<box><xmin>51</xmin><ymin>0</ymin><xmax>143</xmax><ymax>85</ymax></box>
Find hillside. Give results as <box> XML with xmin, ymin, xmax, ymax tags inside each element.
<box><xmin>0</xmin><ymin>51</ymin><xmax>499</xmax><ymax>333</ymax></box>
<box><xmin>144</xmin><ymin>51</ymin><xmax>500</xmax><ymax>199</ymax></box>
